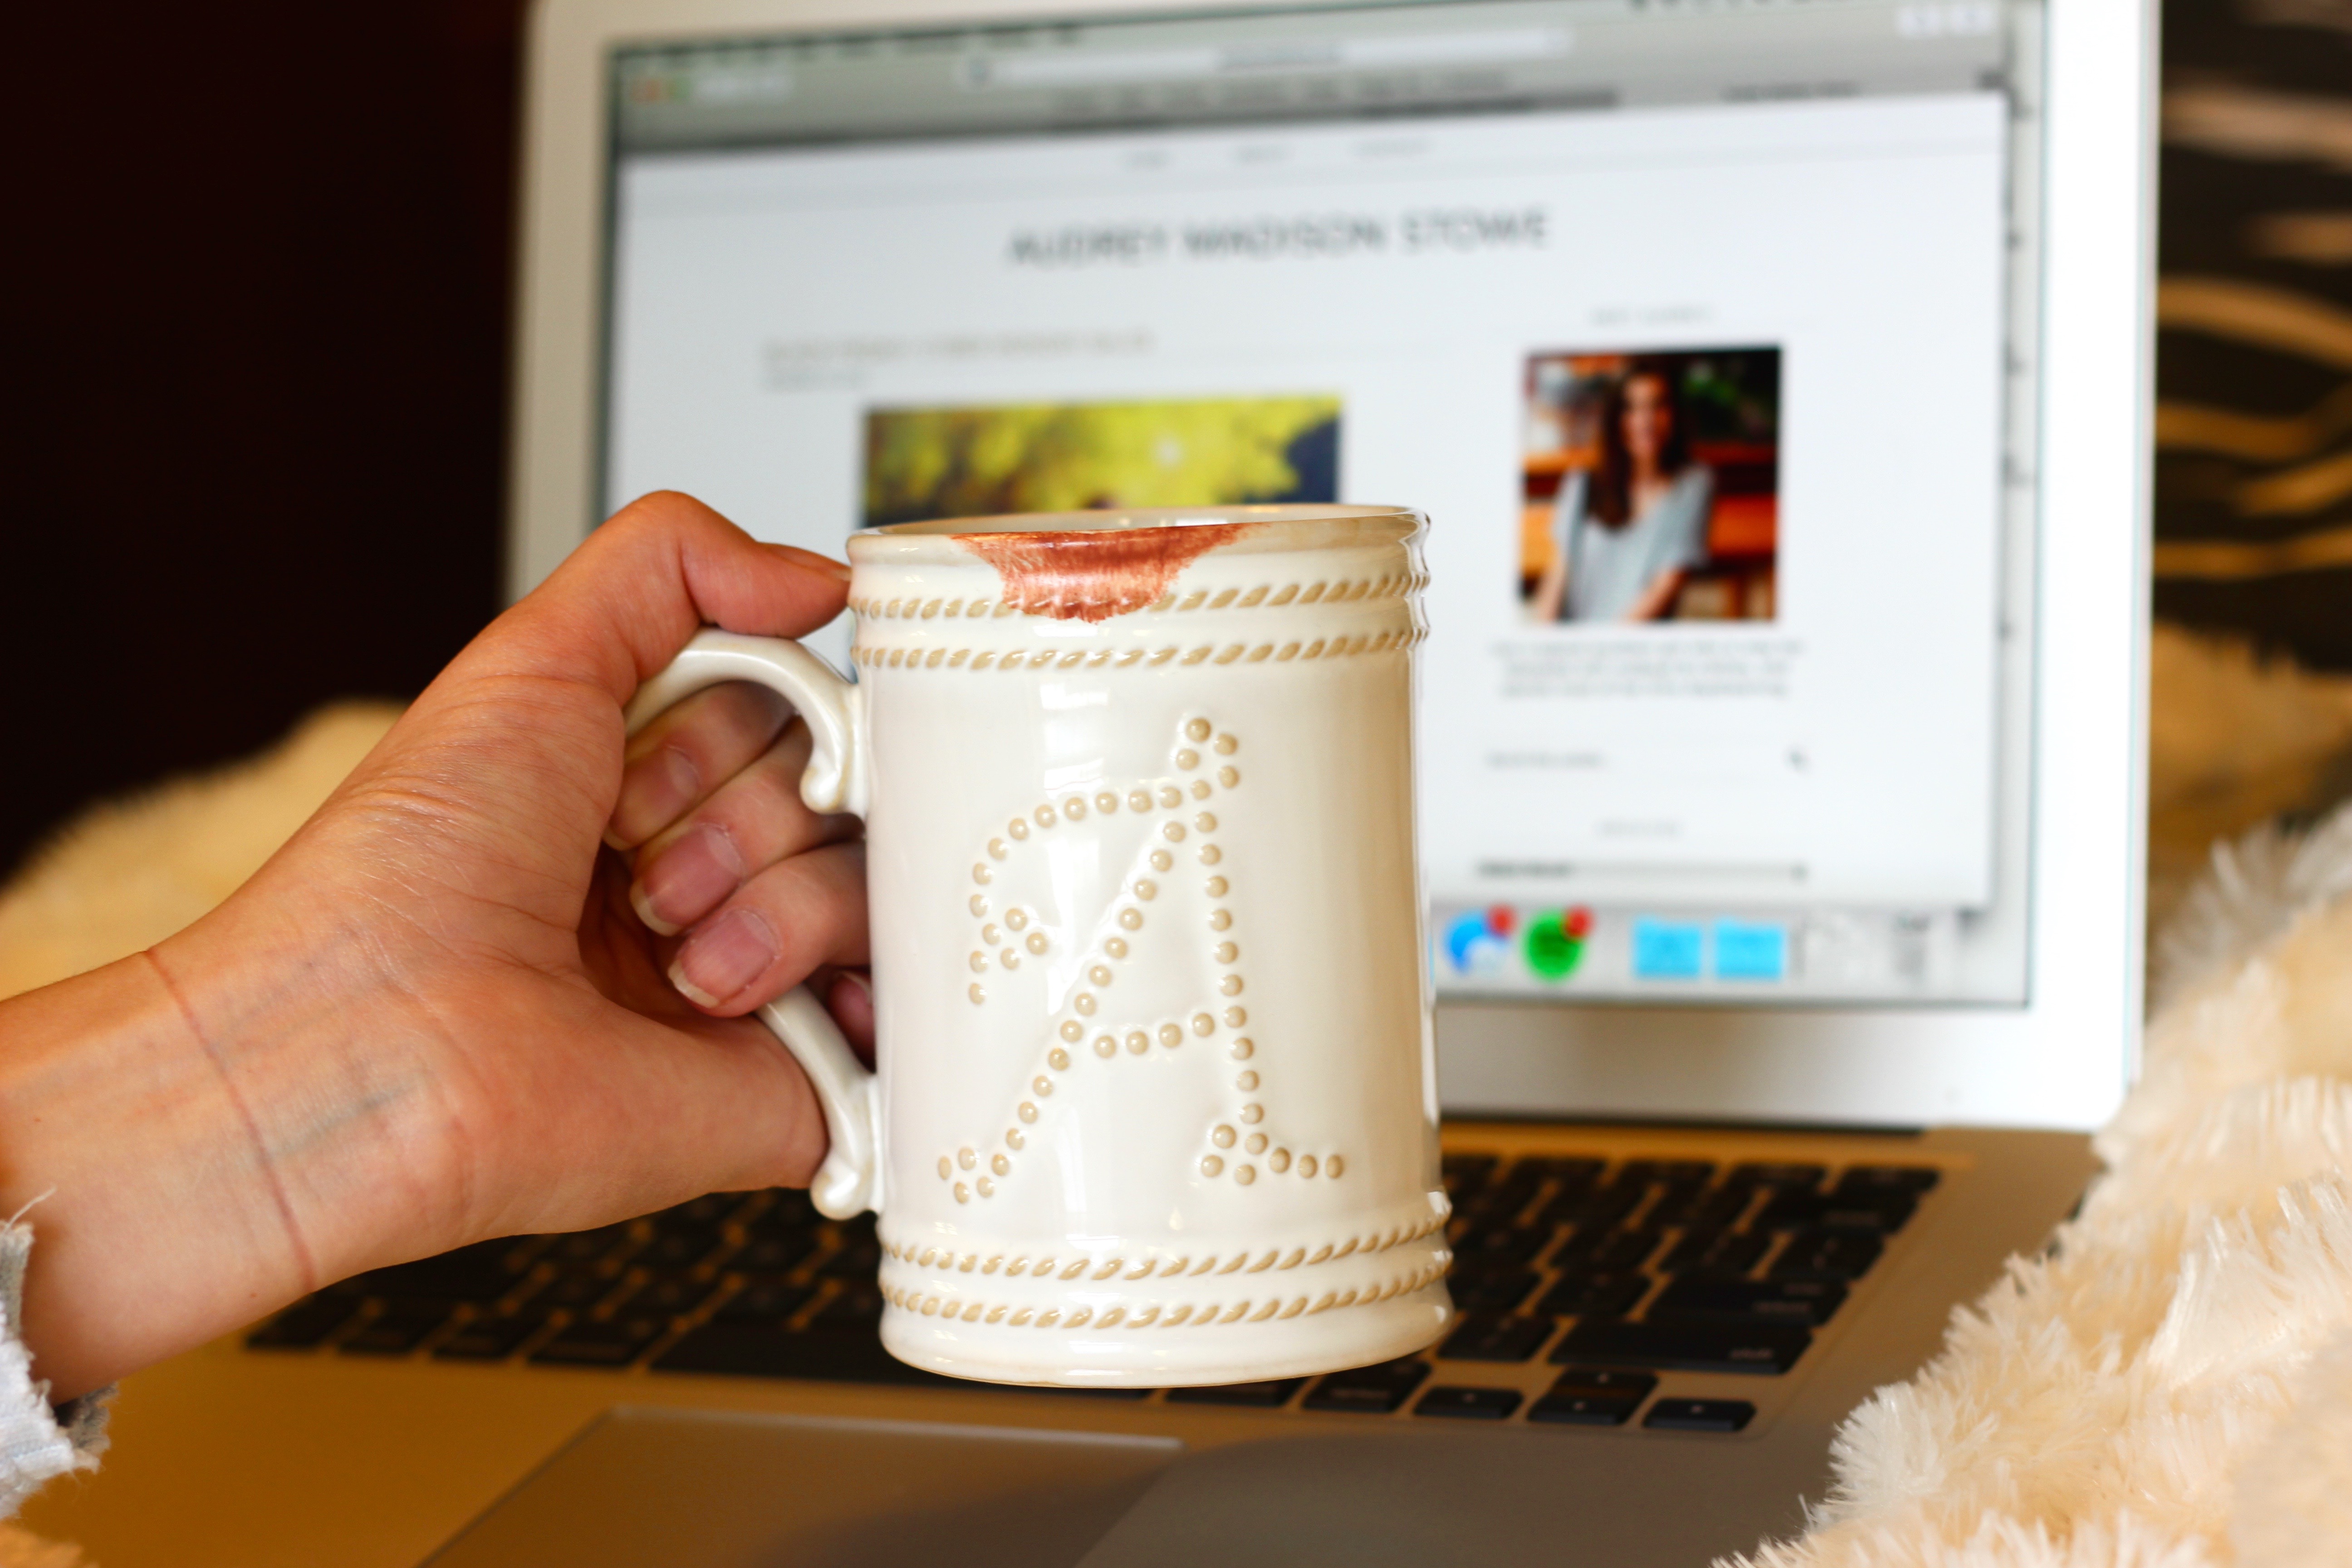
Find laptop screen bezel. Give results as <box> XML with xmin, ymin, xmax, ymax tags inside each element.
<box><xmin>510</xmin><ymin>0</ymin><xmax>2154</xmax><ymax>1133</ymax></box>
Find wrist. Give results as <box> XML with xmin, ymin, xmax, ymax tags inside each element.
<box><xmin>152</xmin><ymin>880</ymin><xmax>479</xmax><ymax>1291</ymax></box>
<box><xmin>0</xmin><ymin>884</ymin><xmax>466</xmax><ymax>1397</ymax></box>
<box><xmin>0</xmin><ymin>949</ymin><xmax>295</xmax><ymax>1398</ymax></box>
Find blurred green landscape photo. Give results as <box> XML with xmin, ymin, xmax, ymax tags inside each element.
<box><xmin>861</xmin><ymin>394</ymin><xmax>1342</xmax><ymax>527</ymax></box>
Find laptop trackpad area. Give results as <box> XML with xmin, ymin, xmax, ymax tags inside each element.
<box><xmin>421</xmin><ymin>1406</ymin><xmax>1180</xmax><ymax>1568</ymax></box>
<box><xmin>426</xmin><ymin>1406</ymin><xmax>1823</xmax><ymax>1567</ymax></box>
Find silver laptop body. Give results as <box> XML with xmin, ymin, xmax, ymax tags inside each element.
<box><xmin>18</xmin><ymin>1</ymin><xmax>2153</xmax><ymax>1563</ymax></box>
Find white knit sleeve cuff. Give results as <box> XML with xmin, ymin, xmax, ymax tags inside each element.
<box><xmin>0</xmin><ymin>1220</ymin><xmax>108</xmax><ymax>1519</ymax></box>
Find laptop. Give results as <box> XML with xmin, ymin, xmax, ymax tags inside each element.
<box><xmin>19</xmin><ymin>0</ymin><xmax>2153</xmax><ymax>1563</ymax></box>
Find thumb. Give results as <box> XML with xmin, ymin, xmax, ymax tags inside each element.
<box><xmin>464</xmin><ymin>490</ymin><xmax>851</xmax><ymax>708</ymax></box>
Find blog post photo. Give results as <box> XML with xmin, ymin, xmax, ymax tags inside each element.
<box><xmin>1518</xmin><ymin>347</ymin><xmax>1781</xmax><ymax>625</ymax></box>
<box><xmin>862</xmin><ymin>393</ymin><xmax>1342</xmax><ymax>526</ymax></box>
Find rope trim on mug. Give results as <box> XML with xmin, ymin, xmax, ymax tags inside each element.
<box><xmin>850</xmin><ymin>625</ymin><xmax>1426</xmax><ymax>671</ymax></box>
<box><xmin>882</xmin><ymin>1255</ymin><xmax>1451</xmax><ymax>1329</ymax></box>
<box><xmin>878</xmin><ymin>1205</ymin><xmax>1452</xmax><ymax>1281</ymax></box>
<box><xmin>847</xmin><ymin>572</ymin><xmax>1430</xmax><ymax>622</ymax></box>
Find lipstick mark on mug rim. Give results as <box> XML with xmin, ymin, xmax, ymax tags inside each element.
<box><xmin>953</xmin><ymin>523</ymin><xmax>1251</xmax><ymax>622</ymax></box>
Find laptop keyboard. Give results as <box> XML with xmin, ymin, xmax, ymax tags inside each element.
<box><xmin>246</xmin><ymin>1151</ymin><xmax>1937</xmax><ymax>1431</ymax></box>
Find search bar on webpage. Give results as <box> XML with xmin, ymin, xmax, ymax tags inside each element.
<box><xmin>958</xmin><ymin>29</ymin><xmax>1574</xmax><ymax>90</ymax></box>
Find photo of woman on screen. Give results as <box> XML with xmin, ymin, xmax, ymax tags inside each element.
<box><xmin>1530</xmin><ymin>360</ymin><xmax>1714</xmax><ymax>623</ymax></box>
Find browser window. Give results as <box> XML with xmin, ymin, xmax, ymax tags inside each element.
<box><xmin>602</xmin><ymin>0</ymin><xmax>2043</xmax><ymax>1009</ymax></box>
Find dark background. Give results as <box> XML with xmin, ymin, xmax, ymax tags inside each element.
<box><xmin>6</xmin><ymin>0</ymin><xmax>2347</xmax><ymax>881</ymax></box>
<box><xmin>5</xmin><ymin>0</ymin><xmax>525</xmax><ymax>879</ymax></box>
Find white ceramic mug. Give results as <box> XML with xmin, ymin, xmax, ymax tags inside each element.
<box><xmin>624</xmin><ymin>504</ymin><xmax>1450</xmax><ymax>1387</ymax></box>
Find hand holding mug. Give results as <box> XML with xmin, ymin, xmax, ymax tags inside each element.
<box><xmin>0</xmin><ymin>494</ymin><xmax>866</xmax><ymax>1398</ymax></box>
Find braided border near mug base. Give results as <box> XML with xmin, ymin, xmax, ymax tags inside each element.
<box><xmin>879</xmin><ymin>1203</ymin><xmax>1450</xmax><ymax>1283</ymax></box>
<box><xmin>882</xmin><ymin>1254</ymin><xmax>1451</xmax><ymax>1329</ymax></box>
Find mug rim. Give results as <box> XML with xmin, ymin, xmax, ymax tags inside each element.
<box><xmin>848</xmin><ymin>505</ymin><xmax>1426</xmax><ymax>575</ymax></box>
<box><xmin>863</xmin><ymin>503</ymin><xmax>1418</xmax><ymax>539</ymax></box>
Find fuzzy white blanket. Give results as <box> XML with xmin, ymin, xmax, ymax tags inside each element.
<box><xmin>1738</xmin><ymin>811</ymin><xmax>2352</xmax><ymax>1568</ymax></box>
<box><xmin>5</xmin><ymin>628</ymin><xmax>2352</xmax><ymax>1567</ymax></box>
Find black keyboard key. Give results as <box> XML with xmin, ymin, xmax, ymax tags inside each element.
<box><xmin>530</xmin><ymin>1314</ymin><xmax>669</xmax><ymax>1367</ymax></box>
<box><xmin>1538</xmin><ymin>1272</ymin><xmax>1649</xmax><ymax>1320</ymax></box>
<box><xmin>819</xmin><ymin>1235</ymin><xmax>882</xmax><ymax>1279</ymax></box>
<box><xmin>433</xmin><ymin>1310</ymin><xmax>550</xmax><ymax>1361</ymax></box>
<box><xmin>1756</xmin><ymin>1190</ymin><xmax>1917</xmax><ymax>1234</ymax></box>
<box><xmin>1165</xmin><ymin>1378</ymin><xmax>1306</xmax><ymax>1408</ymax></box>
<box><xmin>1441</xmin><ymin>1154</ymin><xmax>1498</xmax><ymax>1198</ymax></box>
<box><xmin>1549</xmin><ymin>1367</ymin><xmax>1658</xmax><ymax>1400</ymax></box>
<box><xmin>1536</xmin><ymin>1176</ymin><xmax>1600</xmax><ymax>1219</ymax></box>
<box><xmin>1729</xmin><ymin>1162</ymin><xmax>1826</xmax><ymax>1191</ymax></box>
<box><xmin>1660</xmin><ymin>1227</ymin><xmax>1724</xmax><ymax>1272</ymax></box>
<box><xmin>1452</xmin><ymin>1222</ymin><xmax>1551</xmax><ymax>1268</ymax></box>
<box><xmin>1640</xmin><ymin>1180</ymin><xmax>1713</xmax><ymax>1227</ymax></box>
<box><xmin>1552</xmin><ymin>1319</ymin><xmax>1811</xmax><ymax>1375</ymax></box>
<box><xmin>1547</xmin><ymin>1181</ymin><xmax>1642</xmax><ymax>1230</ymax></box>
<box><xmin>750</xmin><ymin>1190</ymin><xmax>819</xmax><ymax>1232</ymax></box>
<box><xmin>1645</xmin><ymin>1397</ymin><xmax>1755</xmax><ymax>1433</ymax></box>
<box><xmin>1651</xmin><ymin>1277</ymin><xmax>1847</xmax><ymax>1326</ymax></box>
<box><xmin>1529</xmin><ymin>1393</ymin><xmax>1642</xmax><ymax>1426</ymax></box>
<box><xmin>1576</xmin><ymin>1228</ymin><xmax>1665</xmax><ymax>1274</ymax></box>
<box><xmin>545</xmin><ymin>1225</ymin><xmax>639</xmax><ymax>1268</ymax></box>
<box><xmin>1440</xmin><ymin>1313</ymin><xmax>1553</xmax><ymax>1362</ymax></box>
<box><xmin>536</xmin><ymin>1272</ymin><xmax>622</xmax><ymax>1311</ymax></box>
<box><xmin>657</xmin><ymin>1194</ymin><xmax>744</xmax><ymax>1230</ymax></box>
<box><xmin>1449</xmin><ymin>1266</ymin><xmax>1540</xmax><ymax>1312</ymax></box>
<box><xmin>1673</xmin><ymin>1230</ymin><xmax>1770</xmax><ymax>1278</ymax></box>
<box><xmin>650</xmin><ymin>1321</ymin><xmax>792</xmax><ymax>1378</ymax></box>
<box><xmin>1751</xmin><ymin>1191</ymin><xmax>1817</xmax><ymax>1231</ymax></box>
<box><xmin>345</xmin><ymin>1240</ymin><xmax>538</xmax><ymax>1305</ymax></box>
<box><xmin>813</xmin><ymin>1285</ymin><xmax>884</xmax><ymax>1328</ymax></box>
<box><xmin>731</xmin><ymin>1234</ymin><xmax>818</xmax><ymax>1277</ymax></box>
<box><xmin>652</xmin><ymin>1322</ymin><xmax>959</xmax><ymax>1386</ymax></box>
<box><xmin>1620</xmin><ymin>1159</ymin><xmax>1717</xmax><ymax>1185</ymax></box>
<box><xmin>1525</xmin><ymin>1157</ymin><xmax>1607</xmax><ymax>1186</ymax></box>
<box><xmin>637</xmin><ymin>1226</ymin><xmax>726</xmax><ymax>1273</ymax></box>
<box><xmin>246</xmin><ymin>1295</ymin><xmax>363</xmax><ymax>1349</ymax></box>
<box><xmin>1551</xmin><ymin>1217</ymin><xmax>1637</xmax><ymax>1264</ymax></box>
<box><xmin>628</xmin><ymin>1275</ymin><xmax>721</xmax><ymax>1319</ymax></box>
<box><xmin>1677</xmin><ymin>1185</ymin><xmax>1759</xmax><ymax>1233</ymax></box>
<box><xmin>1771</xmin><ymin>1227</ymin><xmax>1884</xmax><ymax>1280</ymax></box>
<box><xmin>715</xmin><ymin>1281</ymin><xmax>814</xmax><ymax>1324</ymax></box>
<box><xmin>1416</xmin><ymin>1386</ymin><xmax>1522</xmax><ymax>1421</ymax></box>
<box><xmin>1460</xmin><ymin>1172</ymin><xmax>1546</xmax><ymax>1224</ymax></box>
<box><xmin>1302</xmin><ymin>1357</ymin><xmax>1430</xmax><ymax>1413</ymax></box>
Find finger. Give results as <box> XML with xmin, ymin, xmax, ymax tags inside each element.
<box><xmin>667</xmin><ymin>842</ymin><xmax>870</xmax><ymax>1015</ymax></box>
<box><xmin>607</xmin><ymin>680</ymin><xmax>792</xmax><ymax>852</ymax></box>
<box><xmin>451</xmin><ymin>492</ymin><xmax>851</xmax><ymax>712</ymax></box>
<box><xmin>337</xmin><ymin>496</ymin><xmax>852</xmax><ymax>899</ymax></box>
<box><xmin>482</xmin><ymin>987</ymin><xmax>835</xmax><ymax>1232</ymax></box>
<box><xmin>627</xmin><ymin>720</ymin><xmax>860</xmax><ymax>936</ymax></box>
<box><xmin>824</xmin><ymin>969</ymin><xmax>876</xmax><ymax>1063</ymax></box>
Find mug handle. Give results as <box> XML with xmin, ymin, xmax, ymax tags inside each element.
<box><xmin>622</xmin><ymin>628</ymin><xmax>882</xmax><ymax>1219</ymax></box>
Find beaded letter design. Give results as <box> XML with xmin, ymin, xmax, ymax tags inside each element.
<box><xmin>944</xmin><ymin>716</ymin><xmax>1346</xmax><ymax>1205</ymax></box>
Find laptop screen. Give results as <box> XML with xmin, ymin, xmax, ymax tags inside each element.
<box><xmin>601</xmin><ymin>0</ymin><xmax>2044</xmax><ymax>1015</ymax></box>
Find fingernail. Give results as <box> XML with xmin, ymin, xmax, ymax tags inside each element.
<box><xmin>773</xmin><ymin>544</ymin><xmax>853</xmax><ymax>583</ymax></box>
<box><xmin>631</xmin><ymin>884</ymin><xmax>683</xmax><ymax>938</ymax></box>
<box><xmin>669</xmin><ymin>907</ymin><xmax>778</xmax><ymax>1009</ymax></box>
<box><xmin>631</xmin><ymin>823</ymin><xmax>747</xmax><ymax>937</ymax></box>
